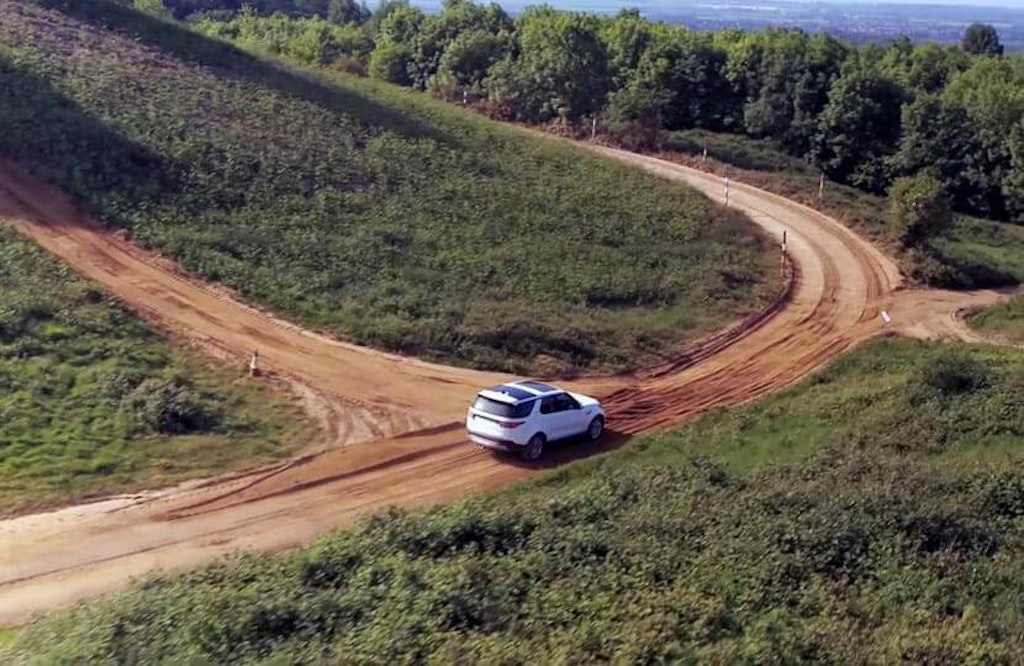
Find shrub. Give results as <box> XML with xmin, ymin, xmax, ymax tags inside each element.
<box><xmin>890</xmin><ymin>173</ymin><xmax>954</xmax><ymax>249</ymax></box>
<box><xmin>122</xmin><ymin>376</ymin><xmax>221</xmax><ymax>434</ymax></box>
<box><xmin>918</xmin><ymin>352</ymin><xmax>991</xmax><ymax>398</ymax></box>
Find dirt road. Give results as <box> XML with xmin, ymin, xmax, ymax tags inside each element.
<box><xmin>0</xmin><ymin>144</ymin><xmax>1012</xmax><ymax>626</ymax></box>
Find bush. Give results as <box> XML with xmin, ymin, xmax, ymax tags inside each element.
<box><xmin>122</xmin><ymin>376</ymin><xmax>221</xmax><ymax>434</ymax></box>
<box><xmin>890</xmin><ymin>173</ymin><xmax>954</xmax><ymax>249</ymax></box>
<box><xmin>918</xmin><ymin>352</ymin><xmax>991</xmax><ymax>398</ymax></box>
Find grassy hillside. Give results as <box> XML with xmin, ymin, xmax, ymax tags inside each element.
<box><xmin>0</xmin><ymin>225</ymin><xmax>312</xmax><ymax>516</ymax></box>
<box><xmin>970</xmin><ymin>296</ymin><xmax>1024</xmax><ymax>344</ymax></box>
<box><xmin>666</xmin><ymin>129</ymin><xmax>1024</xmax><ymax>289</ymax></box>
<box><xmin>10</xmin><ymin>337</ymin><xmax>1024</xmax><ymax>662</ymax></box>
<box><xmin>0</xmin><ymin>0</ymin><xmax>777</xmax><ymax>375</ymax></box>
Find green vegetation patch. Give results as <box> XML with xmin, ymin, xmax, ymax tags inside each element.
<box><xmin>0</xmin><ymin>0</ymin><xmax>776</xmax><ymax>375</ymax></box>
<box><xmin>0</xmin><ymin>225</ymin><xmax>312</xmax><ymax>516</ymax></box>
<box><xmin>12</xmin><ymin>338</ymin><xmax>1024</xmax><ymax>663</ymax></box>
<box><xmin>970</xmin><ymin>294</ymin><xmax>1024</xmax><ymax>344</ymax></box>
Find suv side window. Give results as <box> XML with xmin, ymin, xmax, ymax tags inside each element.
<box><xmin>541</xmin><ymin>393</ymin><xmax>578</xmax><ymax>414</ymax></box>
<box><xmin>559</xmin><ymin>393</ymin><xmax>580</xmax><ymax>411</ymax></box>
<box><xmin>540</xmin><ymin>396</ymin><xmax>559</xmax><ymax>415</ymax></box>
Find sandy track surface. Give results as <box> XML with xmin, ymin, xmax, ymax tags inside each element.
<box><xmin>0</xmin><ymin>144</ymin><xmax>1014</xmax><ymax>626</ymax></box>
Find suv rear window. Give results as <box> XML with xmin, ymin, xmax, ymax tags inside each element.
<box><xmin>473</xmin><ymin>396</ymin><xmax>534</xmax><ymax>418</ymax></box>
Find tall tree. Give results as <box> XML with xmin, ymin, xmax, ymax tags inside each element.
<box><xmin>367</xmin><ymin>1</ymin><xmax>422</xmax><ymax>84</ymax></box>
<box><xmin>907</xmin><ymin>43</ymin><xmax>970</xmax><ymax>94</ymax></box>
<box><xmin>397</xmin><ymin>0</ymin><xmax>511</xmax><ymax>90</ymax></box>
<box><xmin>891</xmin><ymin>95</ymin><xmax>986</xmax><ymax>213</ymax></box>
<box><xmin>433</xmin><ymin>28</ymin><xmax>509</xmax><ymax>95</ymax></box>
<box><xmin>600</xmin><ymin>8</ymin><xmax>653</xmax><ymax>90</ymax></box>
<box><xmin>723</xmin><ymin>29</ymin><xmax>846</xmax><ymax>150</ymax></box>
<box><xmin>620</xmin><ymin>26</ymin><xmax>735</xmax><ymax>131</ymax></box>
<box><xmin>962</xmin><ymin>23</ymin><xmax>1004</xmax><ymax>57</ymax></box>
<box><xmin>814</xmin><ymin>63</ymin><xmax>906</xmax><ymax>192</ymax></box>
<box><xmin>327</xmin><ymin>0</ymin><xmax>370</xmax><ymax>25</ymax></box>
<box><xmin>606</xmin><ymin>82</ymin><xmax>671</xmax><ymax>150</ymax></box>
<box><xmin>486</xmin><ymin>7</ymin><xmax>609</xmax><ymax>123</ymax></box>
<box><xmin>1005</xmin><ymin>121</ymin><xmax>1024</xmax><ymax>222</ymax></box>
<box><xmin>943</xmin><ymin>57</ymin><xmax>1024</xmax><ymax>217</ymax></box>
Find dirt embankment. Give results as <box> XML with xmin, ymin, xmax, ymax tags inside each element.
<box><xmin>0</xmin><ymin>145</ymin><xmax>1013</xmax><ymax>627</ymax></box>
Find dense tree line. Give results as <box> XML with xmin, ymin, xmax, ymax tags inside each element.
<box><xmin>125</xmin><ymin>0</ymin><xmax>370</xmax><ymax>21</ymax></box>
<box><xmin>184</xmin><ymin>1</ymin><xmax>1024</xmax><ymax>225</ymax></box>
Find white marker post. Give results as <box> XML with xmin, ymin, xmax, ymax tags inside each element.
<box><xmin>724</xmin><ymin>177</ymin><xmax>730</xmax><ymax>206</ymax></box>
<box><xmin>591</xmin><ymin>116</ymin><xmax>598</xmax><ymax>141</ymax></box>
<box><xmin>249</xmin><ymin>349</ymin><xmax>260</xmax><ymax>377</ymax></box>
<box><xmin>702</xmin><ymin>145</ymin><xmax>708</xmax><ymax>163</ymax></box>
<box><xmin>781</xmin><ymin>229</ymin><xmax>788</xmax><ymax>276</ymax></box>
<box><xmin>819</xmin><ymin>171</ymin><xmax>825</xmax><ymax>199</ymax></box>
<box><xmin>881</xmin><ymin>310</ymin><xmax>892</xmax><ymax>324</ymax></box>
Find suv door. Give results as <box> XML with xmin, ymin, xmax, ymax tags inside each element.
<box><xmin>538</xmin><ymin>395</ymin><xmax>564</xmax><ymax>439</ymax></box>
<box><xmin>539</xmin><ymin>392</ymin><xmax>580</xmax><ymax>440</ymax></box>
<box><xmin>554</xmin><ymin>392</ymin><xmax>586</xmax><ymax>436</ymax></box>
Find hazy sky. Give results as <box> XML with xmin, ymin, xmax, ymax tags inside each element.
<box><xmin>837</xmin><ymin>0</ymin><xmax>1021</xmax><ymax>5</ymax></box>
<box><xmin>480</xmin><ymin>0</ymin><xmax>1024</xmax><ymax>9</ymax></box>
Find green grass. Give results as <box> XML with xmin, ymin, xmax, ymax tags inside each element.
<box><xmin>12</xmin><ymin>337</ymin><xmax>1024</xmax><ymax>663</ymax></box>
<box><xmin>0</xmin><ymin>225</ymin><xmax>314</xmax><ymax>516</ymax></box>
<box><xmin>952</xmin><ymin>218</ymin><xmax>1024</xmax><ymax>346</ymax></box>
<box><xmin>970</xmin><ymin>295</ymin><xmax>1024</xmax><ymax>344</ymax></box>
<box><xmin>0</xmin><ymin>0</ymin><xmax>777</xmax><ymax>376</ymax></box>
<box><xmin>667</xmin><ymin>129</ymin><xmax>1024</xmax><ymax>289</ymax></box>
<box><xmin>0</xmin><ymin>626</ymin><xmax>16</xmax><ymax>664</ymax></box>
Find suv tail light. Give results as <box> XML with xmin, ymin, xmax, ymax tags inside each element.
<box><xmin>502</xmin><ymin>420</ymin><xmax>525</xmax><ymax>429</ymax></box>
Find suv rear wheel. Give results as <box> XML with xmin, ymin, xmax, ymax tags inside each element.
<box><xmin>522</xmin><ymin>433</ymin><xmax>545</xmax><ymax>461</ymax></box>
<box><xmin>587</xmin><ymin>416</ymin><xmax>604</xmax><ymax>441</ymax></box>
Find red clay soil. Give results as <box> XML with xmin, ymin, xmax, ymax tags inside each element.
<box><xmin>0</xmin><ymin>143</ymin><xmax>1012</xmax><ymax>626</ymax></box>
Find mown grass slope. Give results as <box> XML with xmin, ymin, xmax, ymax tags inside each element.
<box><xmin>0</xmin><ymin>0</ymin><xmax>776</xmax><ymax>375</ymax></box>
<box><xmin>667</xmin><ymin>129</ymin><xmax>1024</xmax><ymax>289</ymax></box>
<box><xmin>10</xmin><ymin>337</ymin><xmax>1024</xmax><ymax>662</ymax></box>
<box><xmin>0</xmin><ymin>225</ymin><xmax>312</xmax><ymax>516</ymax></box>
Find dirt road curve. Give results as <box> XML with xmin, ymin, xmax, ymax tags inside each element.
<box><xmin>0</xmin><ymin>144</ymin><xmax>1012</xmax><ymax>626</ymax></box>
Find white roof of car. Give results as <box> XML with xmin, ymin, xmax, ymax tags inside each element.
<box><xmin>478</xmin><ymin>380</ymin><xmax>562</xmax><ymax>404</ymax></box>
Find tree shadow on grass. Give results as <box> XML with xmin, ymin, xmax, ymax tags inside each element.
<box><xmin>34</xmin><ymin>0</ymin><xmax>454</xmax><ymax>146</ymax></box>
<box><xmin>0</xmin><ymin>52</ymin><xmax>174</xmax><ymax>227</ymax></box>
<box><xmin>928</xmin><ymin>242</ymin><xmax>1021</xmax><ymax>289</ymax></box>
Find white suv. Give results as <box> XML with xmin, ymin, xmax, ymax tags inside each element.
<box><xmin>466</xmin><ymin>380</ymin><xmax>605</xmax><ymax>461</ymax></box>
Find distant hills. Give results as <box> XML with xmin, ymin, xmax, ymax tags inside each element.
<box><xmin>413</xmin><ymin>0</ymin><xmax>1024</xmax><ymax>51</ymax></box>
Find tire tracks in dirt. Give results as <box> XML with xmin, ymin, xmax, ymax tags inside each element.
<box><xmin>0</xmin><ymin>144</ymin><xmax>1015</xmax><ymax>626</ymax></box>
